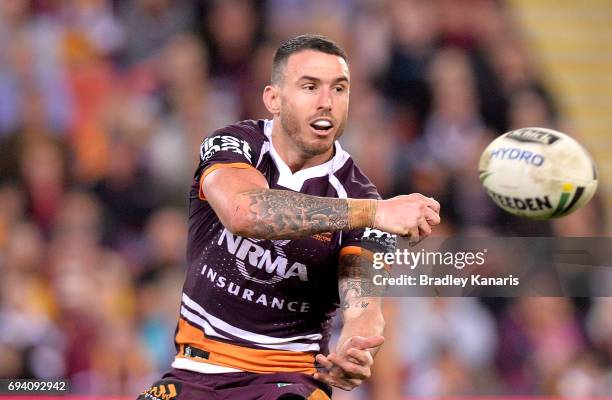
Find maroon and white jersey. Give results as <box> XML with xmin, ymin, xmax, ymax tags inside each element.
<box><xmin>173</xmin><ymin>119</ymin><xmax>396</xmax><ymax>375</ymax></box>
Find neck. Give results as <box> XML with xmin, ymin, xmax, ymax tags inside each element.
<box><xmin>271</xmin><ymin>118</ymin><xmax>335</xmax><ymax>173</ymax></box>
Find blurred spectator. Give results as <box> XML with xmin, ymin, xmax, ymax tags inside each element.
<box><xmin>496</xmin><ymin>298</ymin><xmax>587</xmax><ymax>395</ymax></box>
<box><xmin>147</xmin><ymin>34</ymin><xmax>238</xmax><ymax>198</ymax></box>
<box><xmin>587</xmin><ymin>299</ymin><xmax>612</xmax><ymax>385</ymax></box>
<box><xmin>340</xmin><ymin>83</ymin><xmax>399</xmax><ymax>197</ymax></box>
<box><xmin>0</xmin><ymin>184</ymin><xmax>26</xmax><ymax>250</ymax></box>
<box><xmin>62</xmin><ymin>28</ymin><xmax>116</xmax><ymax>183</ymax></box>
<box><xmin>422</xmin><ymin>47</ymin><xmax>486</xmax><ymax>171</ymax></box>
<box><xmin>137</xmin><ymin>267</ymin><xmax>184</xmax><ymax>373</ymax></box>
<box><xmin>140</xmin><ymin>207</ymin><xmax>187</xmax><ymax>275</ymax></box>
<box><xmin>19</xmin><ymin>137</ymin><xmax>68</xmax><ymax>232</ymax></box>
<box><xmin>200</xmin><ymin>0</ymin><xmax>264</xmax><ymax>95</ymax></box>
<box><xmin>349</xmin><ymin>0</ymin><xmax>390</xmax><ymax>82</ymax></box>
<box><xmin>266</xmin><ymin>0</ymin><xmax>349</xmax><ymax>47</ymax></box>
<box><xmin>421</xmin><ymin>47</ymin><xmax>498</xmax><ymax>229</ymax></box>
<box><xmin>0</xmin><ymin>220</ymin><xmax>64</xmax><ymax>378</ymax></box>
<box><xmin>508</xmin><ymin>88</ymin><xmax>557</xmax><ymax>130</ymax></box>
<box><xmin>94</xmin><ymin>134</ymin><xmax>160</xmax><ymax>253</ymax></box>
<box><xmin>118</xmin><ymin>0</ymin><xmax>196</xmax><ymax>66</ymax></box>
<box><xmin>556</xmin><ymin>353</ymin><xmax>609</xmax><ymax>397</ymax></box>
<box><xmin>0</xmin><ymin>0</ymin><xmax>73</xmax><ymax>136</ymax></box>
<box><xmin>0</xmin><ymin>274</ymin><xmax>65</xmax><ymax>378</ymax></box>
<box><xmin>241</xmin><ymin>40</ymin><xmax>275</xmax><ymax>119</ymax></box>
<box><xmin>394</xmin><ymin>298</ymin><xmax>497</xmax><ymax>397</ymax></box>
<box><xmin>378</xmin><ymin>0</ymin><xmax>438</xmax><ymax>124</ymax></box>
<box><xmin>61</xmin><ymin>0</ymin><xmax>125</xmax><ymax>58</ymax></box>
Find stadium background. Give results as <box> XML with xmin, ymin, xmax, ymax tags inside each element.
<box><xmin>0</xmin><ymin>0</ymin><xmax>611</xmax><ymax>398</ymax></box>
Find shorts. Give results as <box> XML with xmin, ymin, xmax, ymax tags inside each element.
<box><xmin>137</xmin><ymin>367</ymin><xmax>332</xmax><ymax>400</ymax></box>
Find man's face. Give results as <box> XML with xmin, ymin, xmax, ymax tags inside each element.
<box><xmin>277</xmin><ymin>50</ymin><xmax>350</xmax><ymax>157</ymax></box>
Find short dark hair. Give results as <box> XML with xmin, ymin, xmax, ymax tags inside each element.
<box><xmin>271</xmin><ymin>34</ymin><xmax>348</xmax><ymax>84</ymax></box>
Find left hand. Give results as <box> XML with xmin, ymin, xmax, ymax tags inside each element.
<box><xmin>313</xmin><ymin>335</ymin><xmax>384</xmax><ymax>391</ymax></box>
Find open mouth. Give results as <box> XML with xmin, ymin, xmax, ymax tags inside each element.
<box><xmin>309</xmin><ymin>118</ymin><xmax>334</xmax><ymax>134</ymax></box>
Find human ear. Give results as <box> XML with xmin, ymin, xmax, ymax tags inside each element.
<box><xmin>262</xmin><ymin>85</ymin><xmax>281</xmax><ymax>115</ymax></box>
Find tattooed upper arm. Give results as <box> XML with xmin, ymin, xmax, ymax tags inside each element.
<box><xmin>203</xmin><ymin>165</ymin><xmax>351</xmax><ymax>240</ymax></box>
<box><xmin>338</xmin><ymin>252</ymin><xmax>388</xmax><ymax>319</ymax></box>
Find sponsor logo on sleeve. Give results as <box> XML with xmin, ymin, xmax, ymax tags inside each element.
<box><xmin>362</xmin><ymin>228</ymin><xmax>397</xmax><ymax>254</ymax></box>
<box><xmin>200</xmin><ymin>135</ymin><xmax>252</xmax><ymax>163</ymax></box>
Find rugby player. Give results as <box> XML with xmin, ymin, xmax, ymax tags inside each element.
<box><xmin>139</xmin><ymin>34</ymin><xmax>440</xmax><ymax>400</ymax></box>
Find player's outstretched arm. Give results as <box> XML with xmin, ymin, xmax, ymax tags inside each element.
<box><xmin>203</xmin><ymin>167</ymin><xmax>441</xmax><ymax>240</ymax></box>
<box><xmin>314</xmin><ymin>251</ymin><xmax>387</xmax><ymax>391</ymax></box>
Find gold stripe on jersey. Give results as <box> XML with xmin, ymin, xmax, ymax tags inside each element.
<box><xmin>340</xmin><ymin>245</ymin><xmax>392</xmax><ymax>272</ymax></box>
<box><xmin>175</xmin><ymin>318</ymin><xmax>316</xmax><ymax>374</ymax></box>
<box><xmin>199</xmin><ymin>162</ymin><xmax>257</xmax><ymax>200</ymax></box>
<box><xmin>308</xmin><ymin>389</ymin><xmax>332</xmax><ymax>400</ymax></box>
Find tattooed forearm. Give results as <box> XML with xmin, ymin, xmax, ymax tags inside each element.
<box><xmin>239</xmin><ymin>189</ymin><xmax>349</xmax><ymax>239</ymax></box>
<box><xmin>338</xmin><ymin>254</ymin><xmax>387</xmax><ymax>318</ymax></box>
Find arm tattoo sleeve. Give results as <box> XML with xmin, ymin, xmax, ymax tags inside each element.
<box><xmin>241</xmin><ymin>189</ymin><xmax>349</xmax><ymax>239</ymax></box>
<box><xmin>338</xmin><ymin>254</ymin><xmax>389</xmax><ymax>318</ymax></box>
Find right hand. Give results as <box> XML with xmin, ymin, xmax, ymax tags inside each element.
<box><xmin>374</xmin><ymin>194</ymin><xmax>441</xmax><ymax>245</ymax></box>
<box><xmin>314</xmin><ymin>335</ymin><xmax>384</xmax><ymax>391</ymax></box>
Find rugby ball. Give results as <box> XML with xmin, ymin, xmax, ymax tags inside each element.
<box><xmin>479</xmin><ymin>127</ymin><xmax>598</xmax><ymax>219</ymax></box>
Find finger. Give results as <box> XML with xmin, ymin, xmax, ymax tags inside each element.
<box><xmin>346</xmin><ymin>335</ymin><xmax>385</xmax><ymax>351</ymax></box>
<box><xmin>327</xmin><ymin>353</ymin><xmax>368</xmax><ymax>377</ymax></box>
<box><xmin>403</xmin><ymin>225</ymin><xmax>420</xmax><ymax>246</ymax></box>
<box><xmin>422</xmin><ymin>196</ymin><xmax>441</xmax><ymax>213</ymax></box>
<box><xmin>315</xmin><ymin>354</ymin><xmax>334</xmax><ymax>370</ymax></box>
<box><xmin>347</xmin><ymin>347</ymin><xmax>374</xmax><ymax>367</ymax></box>
<box><xmin>327</xmin><ymin>353</ymin><xmax>371</xmax><ymax>380</ymax></box>
<box><xmin>314</xmin><ymin>371</ymin><xmax>345</xmax><ymax>389</ymax></box>
<box><xmin>329</xmin><ymin>367</ymin><xmax>364</xmax><ymax>388</ymax></box>
<box><xmin>418</xmin><ymin>217</ymin><xmax>432</xmax><ymax>239</ymax></box>
<box><xmin>424</xmin><ymin>207</ymin><xmax>441</xmax><ymax>225</ymax></box>
<box><xmin>314</xmin><ymin>371</ymin><xmax>358</xmax><ymax>391</ymax></box>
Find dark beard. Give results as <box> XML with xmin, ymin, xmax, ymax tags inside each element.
<box><xmin>279</xmin><ymin>106</ymin><xmax>345</xmax><ymax>157</ymax></box>
<box><xmin>280</xmin><ymin>109</ymin><xmax>326</xmax><ymax>157</ymax></box>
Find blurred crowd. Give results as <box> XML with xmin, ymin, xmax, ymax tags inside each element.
<box><xmin>0</xmin><ymin>0</ymin><xmax>610</xmax><ymax>398</ymax></box>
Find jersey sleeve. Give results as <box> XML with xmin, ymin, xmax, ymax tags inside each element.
<box><xmin>195</xmin><ymin>121</ymin><xmax>263</xmax><ymax>200</ymax></box>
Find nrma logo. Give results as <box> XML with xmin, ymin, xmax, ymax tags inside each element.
<box><xmin>218</xmin><ymin>229</ymin><xmax>308</xmax><ymax>284</ymax></box>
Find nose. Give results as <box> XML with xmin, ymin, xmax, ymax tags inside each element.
<box><xmin>317</xmin><ymin>88</ymin><xmax>332</xmax><ymax>111</ymax></box>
